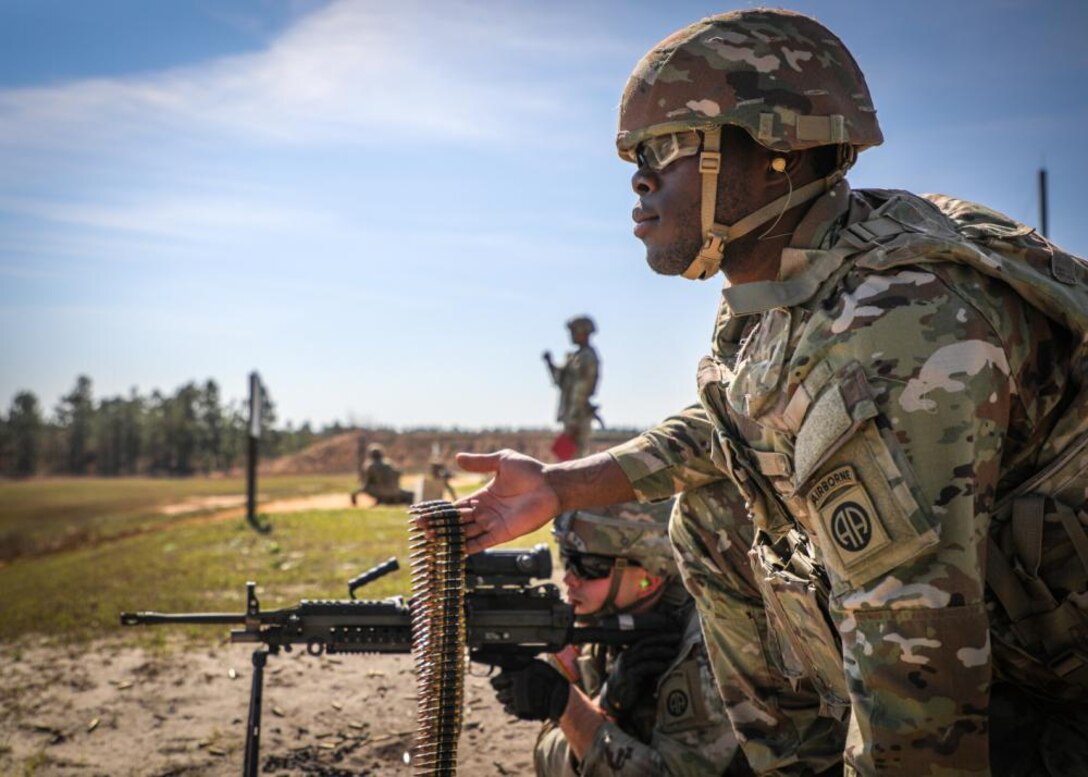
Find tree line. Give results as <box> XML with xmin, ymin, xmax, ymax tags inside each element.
<box><xmin>0</xmin><ymin>375</ymin><xmax>330</xmax><ymax>478</ymax></box>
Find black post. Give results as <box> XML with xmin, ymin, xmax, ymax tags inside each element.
<box><xmin>245</xmin><ymin>372</ymin><xmax>269</xmax><ymax>532</ymax></box>
<box><xmin>243</xmin><ymin>647</ymin><xmax>269</xmax><ymax>777</ymax></box>
<box><xmin>1039</xmin><ymin>167</ymin><xmax>1049</xmax><ymax>238</ymax></box>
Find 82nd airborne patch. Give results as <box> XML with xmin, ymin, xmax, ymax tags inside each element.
<box><xmin>807</xmin><ymin>465</ymin><xmax>889</xmax><ymax>569</ymax></box>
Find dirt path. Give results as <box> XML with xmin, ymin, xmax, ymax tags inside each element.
<box><xmin>4</xmin><ymin>490</ymin><xmax>407</xmax><ymax>568</ymax></box>
<box><xmin>1</xmin><ymin>637</ymin><xmax>541</xmax><ymax>776</ymax></box>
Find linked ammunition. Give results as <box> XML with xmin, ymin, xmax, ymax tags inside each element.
<box><xmin>408</xmin><ymin>500</ymin><xmax>466</xmax><ymax>777</ymax></box>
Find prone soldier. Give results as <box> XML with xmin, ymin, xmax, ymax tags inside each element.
<box><xmin>491</xmin><ymin>493</ymin><xmax>750</xmax><ymax>776</ymax></box>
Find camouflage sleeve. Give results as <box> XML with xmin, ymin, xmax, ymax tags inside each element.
<box><xmin>669</xmin><ymin>481</ymin><xmax>847</xmax><ymax>774</ymax></box>
<box><xmin>608</xmin><ymin>405</ymin><xmax>724</xmax><ymax>502</ymax></box>
<box><xmin>578</xmin><ymin>632</ymin><xmax>737</xmax><ymax>776</ymax></box>
<box><xmin>792</xmin><ymin>265</ymin><xmax>1067</xmax><ymax>775</ymax></box>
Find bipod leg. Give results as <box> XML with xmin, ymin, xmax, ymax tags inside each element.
<box><xmin>243</xmin><ymin>647</ymin><xmax>272</xmax><ymax>777</ymax></box>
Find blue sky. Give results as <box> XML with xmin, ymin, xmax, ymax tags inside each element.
<box><xmin>2</xmin><ymin>0</ymin><xmax>1086</xmax><ymax>431</ymax></box>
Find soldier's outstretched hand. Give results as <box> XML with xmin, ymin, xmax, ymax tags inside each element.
<box><xmin>455</xmin><ymin>450</ymin><xmax>560</xmax><ymax>553</ymax></box>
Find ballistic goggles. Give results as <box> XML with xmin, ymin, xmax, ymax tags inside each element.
<box><xmin>560</xmin><ymin>548</ymin><xmax>622</xmax><ymax>581</ymax></box>
<box><xmin>635</xmin><ymin>130</ymin><xmax>702</xmax><ymax>172</ymax></box>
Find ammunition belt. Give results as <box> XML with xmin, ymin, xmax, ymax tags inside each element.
<box><xmin>409</xmin><ymin>500</ymin><xmax>467</xmax><ymax>776</ymax></box>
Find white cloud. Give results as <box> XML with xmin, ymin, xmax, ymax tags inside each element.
<box><xmin>0</xmin><ymin>194</ymin><xmax>331</xmax><ymax>240</ymax></box>
<box><xmin>0</xmin><ymin>0</ymin><xmax>607</xmax><ymax>152</ymax></box>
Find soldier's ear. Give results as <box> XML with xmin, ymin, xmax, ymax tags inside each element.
<box><xmin>637</xmin><ymin>574</ymin><xmax>663</xmax><ymax>597</ymax></box>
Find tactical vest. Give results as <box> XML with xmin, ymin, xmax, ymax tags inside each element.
<box><xmin>711</xmin><ymin>188</ymin><xmax>1088</xmax><ymax>704</ymax></box>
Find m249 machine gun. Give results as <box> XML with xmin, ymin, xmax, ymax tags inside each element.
<box><xmin>120</xmin><ymin>544</ymin><xmax>669</xmax><ymax>776</ymax></box>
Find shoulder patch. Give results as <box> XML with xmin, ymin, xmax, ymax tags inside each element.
<box><xmin>656</xmin><ymin>659</ymin><xmax>709</xmax><ymax>734</ymax></box>
<box><xmin>808</xmin><ymin>465</ymin><xmax>890</xmax><ymax>565</ymax></box>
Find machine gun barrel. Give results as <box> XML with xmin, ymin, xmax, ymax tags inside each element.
<box><xmin>120</xmin><ymin>612</ymin><xmax>248</xmax><ymax>626</ymax></box>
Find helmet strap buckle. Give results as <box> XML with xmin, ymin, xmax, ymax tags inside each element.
<box><xmin>697</xmin><ymin>151</ymin><xmax>721</xmax><ymax>174</ymax></box>
<box><xmin>683</xmin><ymin>235</ymin><xmax>726</xmax><ymax>280</ymax></box>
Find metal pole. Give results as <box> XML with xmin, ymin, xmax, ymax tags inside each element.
<box><xmin>246</xmin><ymin>372</ymin><xmax>269</xmax><ymax>533</ymax></box>
<box><xmin>1039</xmin><ymin>168</ymin><xmax>1049</xmax><ymax>238</ymax></box>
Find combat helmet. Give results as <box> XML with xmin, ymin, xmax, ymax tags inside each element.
<box><xmin>617</xmin><ymin>9</ymin><xmax>883</xmax><ymax>280</ymax></box>
<box><xmin>566</xmin><ymin>315</ymin><xmax>596</xmax><ymax>336</ymax></box>
<box><xmin>554</xmin><ymin>498</ymin><xmax>677</xmax><ymax>579</ymax></box>
<box><xmin>554</xmin><ymin>499</ymin><xmax>677</xmax><ymax>618</ymax></box>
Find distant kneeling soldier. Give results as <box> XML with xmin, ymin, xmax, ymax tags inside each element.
<box><xmin>351</xmin><ymin>444</ymin><xmax>413</xmax><ymax>506</ymax></box>
<box><xmin>491</xmin><ymin>501</ymin><xmax>749</xmax><ymax>776</ymax></box>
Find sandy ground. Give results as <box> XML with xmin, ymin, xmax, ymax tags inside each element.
<box><xmin>159</xmin><ymin>477</ymin><xmax>483</xmax><ymax>521</ymax></box>
<box><xmin>0</xmin><ymin>636</ymin><xmax>542</xmax><ymax>776</ymax></box>
<box><xmin>3</xmin><ymin>491</ymin><xmax>546</xmax><ymax>776</ymax></box>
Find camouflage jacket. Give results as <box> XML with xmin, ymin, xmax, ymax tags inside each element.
<box><xmin>534</xmin><ymin>592</ymin><xmax>737</xmax><ymax>776</ymax></box>
<box><xmin>611</xmin><ymin>181</ymin><xmax>1076</xmax><ymax>775</ymax></box>
<box><xmin>361</xmin><ymin>460</ymin><xmax>404</xmax><ymax>500</ymax></box>
<box><xmin>550</xmin><ymin>345</ymin><xmax>600</xmax><ymax>424</ymax></box>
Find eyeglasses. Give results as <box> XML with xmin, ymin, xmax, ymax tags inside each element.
<box><xmin>634</xmin><ymin>131</ymin><xmax>702</xmax><ymax>172</ymax></box>
<box><xmin>560</xmin><ymin>550</ymin><xmax>616</xmax><ymax>581</ymax></box>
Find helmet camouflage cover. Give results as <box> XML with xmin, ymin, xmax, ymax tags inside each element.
<box><xmin>616</xmin><ymin>9</ymin><xmax>882</xmax><ymax>159</ymax></box>
<box><xmin>566</xmin><ymin>315</ymin><xmax>596</xmax><ymax>335</ymax></box>
<box><xmin>554</xmin><ymin>498</ymin><xmax>677</xmax><ymax>578</ymax></box>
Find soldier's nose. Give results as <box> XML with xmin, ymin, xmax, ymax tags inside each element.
<box><xmin>632</xmin><ymin>167</ymin><xmax>657</xmax><ymax>195</ymax></box>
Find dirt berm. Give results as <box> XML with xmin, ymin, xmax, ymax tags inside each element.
<box><xmin>264</xmin><ymin>428</ymin><xmax>639</xmax><ymax>475</ymax></box>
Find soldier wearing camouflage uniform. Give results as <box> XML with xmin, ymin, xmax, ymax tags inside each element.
<box><xmin>544</xmin><ymin>316</ymin><xmax>600</xmax><ymax>459</ymax></box>
<box><xmin>457</xmin><ymin>9</ymin><xmax>1088</xmax><ymax>776</ymax></box>
<box><xmin>491</xmin><ymin>494</ymin><xmax>748</xmax><ymax>776</ymax></box>
<box><xmin>351</xmin><ymin>444</ymin><xmax>412</xmax><ymax>506</ymax></box>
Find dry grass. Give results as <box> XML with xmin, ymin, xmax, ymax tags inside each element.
<box><xmin>0</xmin><ymin>482</ymin><xmax>554</xmax><ymax>645</ymax></box>
<box><xmin>0</xmin><ymin>474</ymin><xmax>355</xmax><ymax>560</ymax></box>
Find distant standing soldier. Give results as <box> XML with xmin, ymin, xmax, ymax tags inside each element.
<box><xmin>350</xmin><ymin>444</ymin><xmax>412</xmax><ymax>506</ymax></box>
<box><xmin>543</xmin><ymin>315</ymin><xmax>600</xmax><ymax>460</ymax></box>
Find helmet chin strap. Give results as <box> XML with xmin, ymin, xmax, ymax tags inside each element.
<box><xmin>576</xmin><ymin>560</ymin><xmax>661</xmax><ymax>621</ymax></box>
<box><xmin>682</xmin><ymin>126</ymin><xmax>843</xmax><ymax>281</ymax></box>
<box><xmin>587</xmin><ymin>558</ymin><xmax>629</xmax><ymax>619</ymax></box>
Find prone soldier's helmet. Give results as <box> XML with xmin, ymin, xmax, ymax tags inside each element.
<box><xmin>617</xmin><ymin>9</ymin><xmax>883</xmax><ymax>280</ymax></box>
<box><xmin>553</xmin><ymin>499</ymin><xmax>677</xmax><ymax>580</ymax></box>
<box><xmin>566</xmin><ymin>315</ymin><xmax>596</xmax><ymax>336</ymax></box>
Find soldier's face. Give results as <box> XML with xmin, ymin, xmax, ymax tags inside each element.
<box><xmin>563</xmin><ymin>565</ymin><xmax>653</xmax><ymax>616</ymax></box>
<box><xmin>631</xmin><ymin>136</ymin><xmax>777</xmax><ymax>282</ymax></box>
<box><xmin>631</xmin><ymin>155</ymin><xmax>703</xmax><ymax>276</ymax></box>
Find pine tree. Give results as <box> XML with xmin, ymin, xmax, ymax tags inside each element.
<box><xmin>8</xmin><ymin>391</ymin><xmax>43</xmax><ymax>477</ymax></box>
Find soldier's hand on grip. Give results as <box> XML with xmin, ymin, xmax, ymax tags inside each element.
<box><xmin>600</xmin><ymin>632</ymin><xmax>682</xmax><ymax>721</ymax></box>
<box><xmin>490</xmin><ymin>659</ymin><xmax>570</xmax><ymax>722</ymax></box>
<box><xmin>455</xmin><ymin>450</ymin><xmax>560</xmax><ymax>553</ymax></box>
